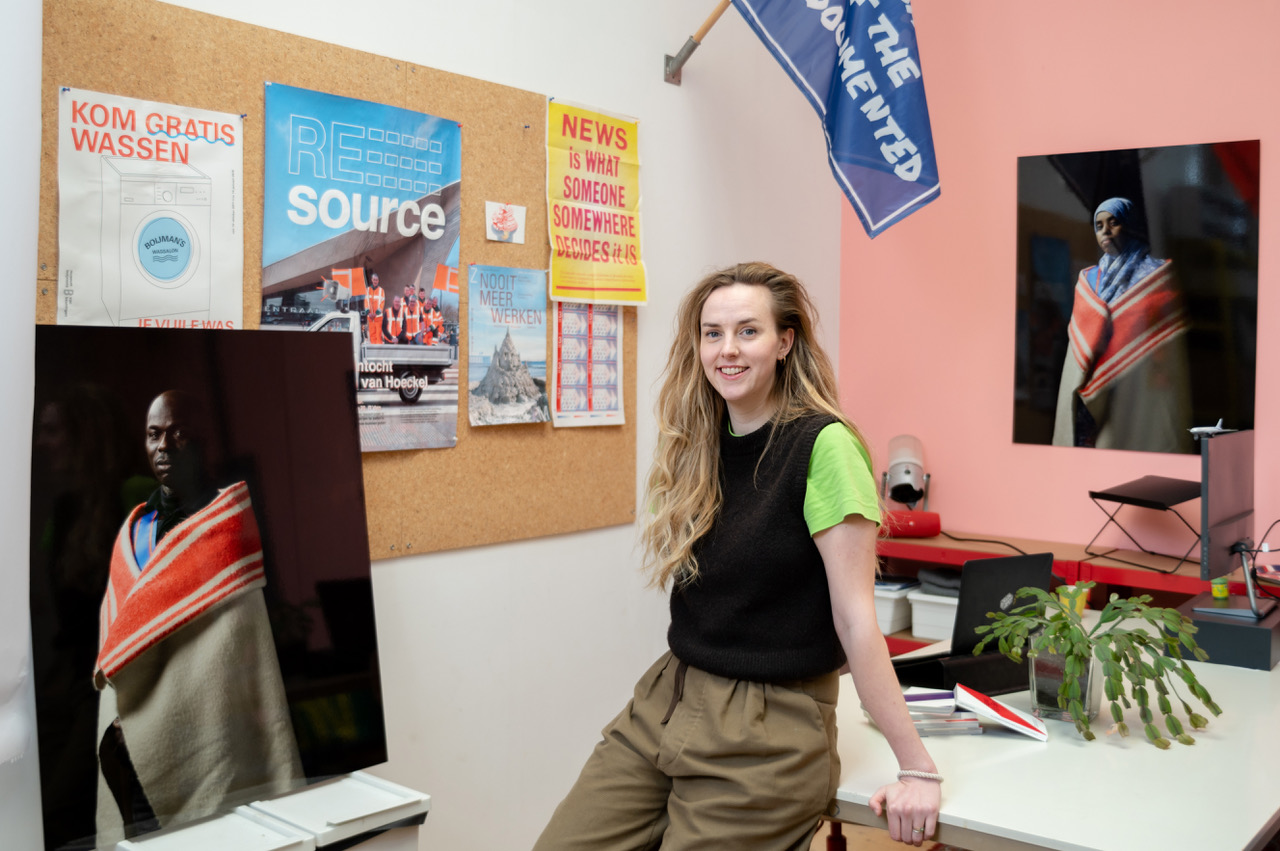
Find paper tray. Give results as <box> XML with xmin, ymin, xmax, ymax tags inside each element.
<box><xmin>116</xmin><ymin>807</ymin><xmax>314</xmax><ymax>851</ymax></box>
<box><xmin>248</xmin><ymin>771</ymin><xmax>430</xmax><ymax>846</ymax></box>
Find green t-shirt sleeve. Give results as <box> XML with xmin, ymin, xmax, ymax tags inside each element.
<box><xmin>805</xmin><ymin>422</ymin><xmax>881</xmax><ymax>535</ymax></box>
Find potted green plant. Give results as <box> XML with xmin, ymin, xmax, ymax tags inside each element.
<box><xmin>972</xmin><ymin>581</ymin><xmax>1222</xmax><ymax>749</ymax></box>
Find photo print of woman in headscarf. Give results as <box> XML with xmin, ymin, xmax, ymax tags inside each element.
<box><xmin>1052</xmin><ymin>196</ymin><xmax>1192</xmax><ymax>451</ymax></box>
<box><xmin>1014</xmin><ymin>141</ymin><xmax>1259</xmax><ymax>452</ymax></box>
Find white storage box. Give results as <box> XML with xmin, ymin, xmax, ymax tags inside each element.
<box><xmin>906</xmin><ymin>589</ymin><xmax>959</xmax><ymax>642</ymax></box>
<box><xmin>873</xmin><ymin>585</ymin><xmax>913</xmax><ymax>634</ymax></box>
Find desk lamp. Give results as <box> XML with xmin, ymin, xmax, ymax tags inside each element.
<box><xmin>880</xmin><ymin>434</ymin><xmax>940</xmax><ymax>537</ymax></box>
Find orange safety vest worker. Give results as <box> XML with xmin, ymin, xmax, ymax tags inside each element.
<box><xmin>405</xmin><ymin>299</ymin><xmax>421</xmax><ymax>339</ymax></box>
<box><xmin>415</xmin><ymin>300</ymin><xmax>428</xmax><ymax>343</ymax></box>
<box><xmin>366</xmin><ymin>285</ymin><xmax>385</xmax><ymax>316</ymax></box>
<box><xmin>386</xmin><ymin>305</ymin><xmax>403</xmax><ymax>342</ymax></box>
<box><xmin>428</xmin><ymin>306</ymin><xmax>443</xmax><ymax>335</ymax></box>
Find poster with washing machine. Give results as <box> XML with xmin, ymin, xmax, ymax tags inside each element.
<box><xmin>56</xmin><ymin>88</ymin><xmax>244</xmax><ymax>329</ymax></box>
<box><xmin>261</xmin><ymin>82</ymin><xmax>462</xmax><ymax>453</ymax></box>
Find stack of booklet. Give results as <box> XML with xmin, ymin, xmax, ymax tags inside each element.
<box><xmin>901</xmin><ymin>690</ymin><xmax>981</xmax><ymax>737</ymax></box>
<box><xmin>864</xmin><ymin>684</ymin><xmax>1049</xmax><ymax>741</ymax></box>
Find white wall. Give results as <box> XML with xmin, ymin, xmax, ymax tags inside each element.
<box><xmin>1</xmin><ymin>1</ymin><xmax>44</xmax><ymax>849</ymax></box>
<box><xmin>4</xmin><ymin>2</ymin><xmax>842</xmax><ymax>848</ymax></box>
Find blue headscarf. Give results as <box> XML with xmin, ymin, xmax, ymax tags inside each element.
<box><xmin>1094</xmin><ymin>197</ymin><xmax>1133</xmax><ymax>224</ymax></box>
<box><xmin>1092</xmin><ymin>197</ymin><xmax>1162</xmax><ymax>303</ymax></box>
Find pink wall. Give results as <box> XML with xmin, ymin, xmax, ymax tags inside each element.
<box><xmin>840</xmin><ymin>0</ymin><xmax>1280</xmax><ymax>555</ymax></box>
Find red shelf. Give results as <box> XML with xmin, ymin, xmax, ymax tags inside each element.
<box><xmin>877</xmin><ymin>534</ymin><xmax>1080</xmax><ymax>584</ymax></box>
<box><xmin>1083</xmin><ymin>560</ymin><xmax>1208</xmax><ymax>595</ymax></box>
<box><xmin>876</xmin><ymin>532</ymin><xmax>1225</xmax><ymax>598</ymax></box>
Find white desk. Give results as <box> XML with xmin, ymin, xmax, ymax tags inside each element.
<box><xmin>832</xmin><ymin>656</ymin><xmax>1280</xmax><ymax>850</ymax></box>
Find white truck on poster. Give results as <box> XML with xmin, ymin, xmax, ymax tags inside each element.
<box><xmin>307</xmin><ymin>309</ymin><xmax>453</xmax><ymax>404</ymax></box>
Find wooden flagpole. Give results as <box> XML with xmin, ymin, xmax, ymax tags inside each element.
<box><xmin>664</xmin><ymin>0</ymin><xmax>734</xmax><ymax>85</ymax></box>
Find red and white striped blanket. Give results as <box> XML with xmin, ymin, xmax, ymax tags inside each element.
<box><xmin>95</xmin><ymin>481</ymin><xmax>265</xmax><ymax>684</ymax></box>
<box><xmin>1065</xmin><ymin>258</ymin><xmax>1187</xmax><ymax>407</ymax></box>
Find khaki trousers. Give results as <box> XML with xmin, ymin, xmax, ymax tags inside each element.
<box><xmin>534</xmin><ymin>651</ymin><xmax>841</xmax><ymax>851</ymax></box>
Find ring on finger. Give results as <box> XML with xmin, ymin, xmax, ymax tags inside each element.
<box><xmin>912</xmin><ymin>827</ymin><xmax>924</xmax><ymax>834</ymax></box>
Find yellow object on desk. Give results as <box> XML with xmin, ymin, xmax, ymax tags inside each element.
<box><xmin>1058</xmin><ymin>584</ymin><xmax>1088</xmax><ymax>616</ymax></box>
<box><xmin>1211</xmin><ymin>576</ymin><xmax>1230</xmax><ymax>599</ymax></box>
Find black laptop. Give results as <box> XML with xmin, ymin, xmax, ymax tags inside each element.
<box><xmin>892</xmin><ymin>552</ymin><xmax>1055</xmax><ymax>694</ymax></box>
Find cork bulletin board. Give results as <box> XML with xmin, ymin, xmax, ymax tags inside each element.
<box><xmin>36</xmin><ymin>0</ymin><xmax>638</xmax><ymax>559</ymax></box>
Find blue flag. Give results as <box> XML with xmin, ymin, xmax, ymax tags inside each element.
<box><xmin>732</xmin><ymin>0</ymin><xmax>940</xmax><ymax>237</ymax></box>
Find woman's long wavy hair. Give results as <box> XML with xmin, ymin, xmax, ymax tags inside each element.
<box><xmin>641</xmin><ymin>262</ymin><xmax>871</xmax><ymax>589</ymax></box>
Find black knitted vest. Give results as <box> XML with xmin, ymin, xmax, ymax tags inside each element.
<box><xmin>667</xmin><ymin>414</ymin><xmax>845</xmax><ymax>681</ymax></box>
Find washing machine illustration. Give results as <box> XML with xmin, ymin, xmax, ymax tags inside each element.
<box><xmin>100</xmin><ymin>157</ymin><xmax>212</xmax><ymax>323</ymax></box>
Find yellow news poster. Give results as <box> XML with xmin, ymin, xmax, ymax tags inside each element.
<box><xmin>547</xmin><ymin>100</ymin><xmax>646</xmax><ymax>304</ymax></box>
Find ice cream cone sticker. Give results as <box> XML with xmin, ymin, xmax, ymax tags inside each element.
<box><xmin>486</xmin><ymin>201</ymin><xmax>525</xmax><ymax>244</ymax></box>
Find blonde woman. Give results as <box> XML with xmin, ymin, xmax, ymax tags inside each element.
<box><xmin>535</xmin><ymin>263</ymin><xmax>941</xmax><ymax>849</ymax></box>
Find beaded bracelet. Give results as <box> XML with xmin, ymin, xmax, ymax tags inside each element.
<box><xmin>897</xmin><ymin>769</ymin><xmax>943</xmax><ymax>783</ymax></box>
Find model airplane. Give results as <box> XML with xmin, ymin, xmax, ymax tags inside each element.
<box><xmin>1189</xmin><ymin>419</ymin><xmax>1236</xmax><ymax>438</ymax></box>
